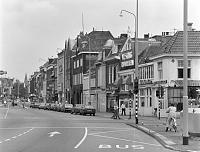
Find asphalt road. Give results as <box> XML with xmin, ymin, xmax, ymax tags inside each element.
<box><xmin>0</xmin><ymin>105</ymin><xmax>174</xmax><ymax>152</ymax></box>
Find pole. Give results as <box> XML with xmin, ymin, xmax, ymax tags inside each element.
<box><xmin>17</xmin><ymin>81</ymin><xmax>20</xmax><ymax>98</ymax></box>
<box><xmin>63</xmin><ymin>44</ymin><xmax>66</xmax><ymax>103</ymax></box>
<box><xmin>183</xmin><ymin>0</ymin><xmax>189</xmax><ymax>145</ymax></box>
<box><xmin>88</xmin><ymin>37</ymin><xmax>91</xmax><ymax>105</ymax></box>
<box><xmin>158</xmin><ymin>86</ymin><xmax>161</xmax><ymax>120</ymax></box>
<box><xmin>135</xmin><ymin>0</ymin><xmax>139</xmax><ymax>124</ymax></box>
<box><xmin>129</xmin><ymin>99</ymin><xmax>132</xmax><ymax>119</ymax></box>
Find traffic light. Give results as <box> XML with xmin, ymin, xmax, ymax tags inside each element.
<box><xmin>134</xmin><ymin>79</ymin><xmax>139</xmax><ymax>94</ymax></box>
<box><xmin>156</xmin><ymin>90</ymin><xmax>160</xmax><ymax>98</ymax></box>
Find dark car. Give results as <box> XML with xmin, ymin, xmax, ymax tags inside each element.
<box><xmin>80</xmin><ymin>105</ymin><xmax>96</xmax><ymax>116</ymax></box>
<box><xmin>64</xmin><ymin>104</ymin><xmax>73</xmax><ymax>113</ymax></box>
<box><xmin>71</xmin><ymin>104</ymin><xmax>84</xmax><ymax>114</ymax></box>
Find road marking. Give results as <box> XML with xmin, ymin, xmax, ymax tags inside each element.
<box><xmin>48</xmin><ymin>131</ymin><xmax>61</xmax><ymax>137</ymax></box>
<box><xmin>0</xmin><ymin>128</ymin><xmax>34</xmax><ymax>144</ymax></box>
<box><xmin>4</xmin><ymin>105</ymin><xmax>9</xmax><ymax>119</ymax></box>
<box><xmin>0</xmin><ymin>126</ymin><xmax>131</xmax><ymax>129</ymax></box>
<box><xmin>17</xmin><ymin>133</ymin><xmax>23</xmax><ymax>136</ymax></box>
<box><xmin>90</xmin><ymin>134</ymin><xmax>161</xmax><ymax>147</ymax></box>
<box><xmin>74</xmin><ymin>127</ymin><xmax>88</xmax><ymax>149</ymax></box>
<box><xmin>88</xmin><ymin>129</ymin><xmax>130</xmax><ymax>135</ymax></box>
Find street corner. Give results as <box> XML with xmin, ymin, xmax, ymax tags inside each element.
<box><xmin>125</xmin><ymin>123</ymin><xmax>177</xmax><ymax>151</ymax></box>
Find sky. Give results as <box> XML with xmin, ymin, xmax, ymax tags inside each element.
<box><xmin>0</xmin><ymin>0</ymin><xmax>200</xmax><ymax>82</ymax></box>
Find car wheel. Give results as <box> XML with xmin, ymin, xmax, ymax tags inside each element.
<box><xmin>93</xmin><ymin>113</ymin><xmax>95</xmax><ymax>116</ymax></box>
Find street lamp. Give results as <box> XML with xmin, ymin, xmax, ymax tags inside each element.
<box><xmin>120</xmin><ymin>0</ymin><xmax>139</xmax><ymax>125</ymax></box>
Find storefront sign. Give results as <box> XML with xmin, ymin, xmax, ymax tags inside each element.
<box><xmin>121</xmin><ymin>52</ymin><xmax>132</xmax><ymax>60</ymax></box>
<box><xmin>121</xmin><ymin>60</ymin><xmax>134</xmax><ymax>68</ymax></box>
<box><xmin>139</xmin><ymin>79</ymin><xmax>153</xmax><ymax>85</ymax></box>
<box><xmin>153</xmin><ymin>80</ymin><xmax>167</xmax><ymax>85</ymax></box>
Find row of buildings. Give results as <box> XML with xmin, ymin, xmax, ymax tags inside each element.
<box><xmin>29</xmin><ymin>23</ymin><xmax>200</xmax><ymax>116</ymax></box>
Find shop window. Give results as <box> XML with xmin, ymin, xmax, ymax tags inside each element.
<box><xmin>150</xmin><ymin>97</ymin><xmax>152</xmax><ymax>107</ymax></box>
<box><xmin>178</xmin><ymin>69</ymin><xmax>191</xmax><ymax>78</ymax></box>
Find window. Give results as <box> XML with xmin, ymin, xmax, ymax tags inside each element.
<box><xmin>74</xmin><ymin>61</ymin><xmax>76</xmax><ymax>69</ymax></box>
<box><xmin>59</xmin><ymin>65</ymin><xmax>63</xmax><ymax>72</ymax></box>
<box><xmin>157</xmin><ymin>62</ymin><xmax>163</xmax><ymax>80</ymax></box>
<box><xmin>77</xmin><ymin>60</ymin><xmax>79</xmax><ymax>68</ymax></box>
<box><xmin>177</xmin><ymin>60</ymin><xmax>191</xmax><ymax>78</ymax></box>
<box><xmin>113</xmin><ymin>66</ymin><xmax>116</xmax><ymax>83</ymax></box>
<box><xmin>80</xmin><ymin>58</ymin><xmax>83</xmax><ymax>66</ymax></box>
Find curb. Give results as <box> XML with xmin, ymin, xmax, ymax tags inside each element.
<box><xmin>126</xmin><ymin>123</ymin><xmax>181</xmax><ymax>151</ymax></box>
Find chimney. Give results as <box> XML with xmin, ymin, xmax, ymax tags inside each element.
<box><xmin>187</xmin><ymin>22</ymin><xmax>193</xmax><ymax>31</ymax></box>
<box><xmin>120</xmin><ymin>34</ymin><xmax>128</xmax><ymax>38</ymax></box>
<box><xmin>144</xmin><ymin>33</ymin><xmax>149</xmax><ymax>39</ymax></box>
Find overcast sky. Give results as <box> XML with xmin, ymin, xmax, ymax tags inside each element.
<box><xmin>0</xmin><ymin>0</ymin><xmax>200</xmax><ymax>81</ymax></box>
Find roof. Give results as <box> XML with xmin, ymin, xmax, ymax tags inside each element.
<box><xmin>139</xmin><ymin>31</ymin><xmax>200</xmax><ymax>63</ymax></box>
<box><xmin>161</xmin><ymin>31</ymin><xmax>200</xmax><ymax>54</ymax></box>
<box><xmin>104</xmin><ymin>37</ymin><xmax>127</xmax><ymax>61</ymax></box>
<box><xmin>72</xmin><ymin>31</ymin><xmax>114</xmax><ymax>56</ymax></box>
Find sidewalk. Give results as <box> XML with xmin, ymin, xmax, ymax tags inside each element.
<box><xmin>96</xmin><ymin>112</ymin><xmax>200</xmax><ymax>152</ymax></box>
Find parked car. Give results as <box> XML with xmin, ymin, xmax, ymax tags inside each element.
<box><xmin>38</xmin><ymin>103</ymin><xmax>46</xmax><ymax>109</ymax></box>
<box><xmin>30</xmin><ymin>102</ymin><xmax>40</xmax><ymax>108</ymax></box>
<box><xmin>80</xmin><ymin>105</ymin><xmax>96</xmax><ymax>116</ymax></box>
<box><xmin>56</xmin><ymin>103</ymin><xmax>64</xmax><ymax>112</ymax></box>
<box><xmin>30</xmin><ymin>102</ymin><xmax>35</xmax><ymax>108</ymax></box>
<box><xmin>64</xmin><ymin>104</ymin><xmax>73</xmax><ymax>113</ymax></box>
<box><xmin>71</xmin><ymin>104</ymin><xmax>84</xmax><ymax>114</ymax></box>
<box><xmin>44</xmin><ymin>103</ymin><xmax>51</xmax><ymax>110</ymax></box>
<box><xmin>50</xmin><ymin>103</ymin><xmax>57</xmax><ymax>111</ymax></box>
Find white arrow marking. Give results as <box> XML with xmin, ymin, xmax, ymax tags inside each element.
<box><xmin>48</xmin><ymin>131</ymin><xmax>61</xmax><ymax>137</ymax></box>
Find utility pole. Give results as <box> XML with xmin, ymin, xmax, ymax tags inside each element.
<box><xmin>134</xmin><ymin>0</ymin><xmax>139</xmax><ymax>124</ymax></box>
<box><xmin>183</xmin><ymin>0</ymin><xmax>189</xmax><ymax>145</ymax></box>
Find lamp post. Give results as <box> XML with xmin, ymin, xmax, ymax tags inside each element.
<box><xmin>183</xmin><ymin>0</ymin><xmax>189</xmax><ymax>145</ymax></box>
<box><xmin>120</xmin><ymin>0</ymin><xmax>139</xmax><ymax>124</ymax></box>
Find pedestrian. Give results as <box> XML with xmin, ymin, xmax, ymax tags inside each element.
<box><xmin>115</xmin><ymin>104</ymin><xmax>120</xmax><ymax>119</ymax></box>
<box><xmin>154</xmin><ymin>108</ymin><xmax>157</xmax><ymax>117</ymax></box>
<box><xmin>121</xmin><ymin>103</ymin><xmax>126</xmax><ymax>116</ymax></box>
<box><xmin>165</xmin><ymin>103</ymin><xmax>176</xmax><ymax>132</ymax></box>
<box><xmin>4</xmin><ymin>99</ymin><xmax>7</xmax><ymax>107</ymax></box>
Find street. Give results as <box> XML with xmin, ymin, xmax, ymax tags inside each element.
<box><xmin>0</xmin><ymin>106</ymin><xmax>174</xmax><ymax>152</ymax></box>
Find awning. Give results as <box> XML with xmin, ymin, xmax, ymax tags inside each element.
<box><xmin>172</xmin><ymin>80</ymin><xmax>200</xmax><ymax>87</ymax></box>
